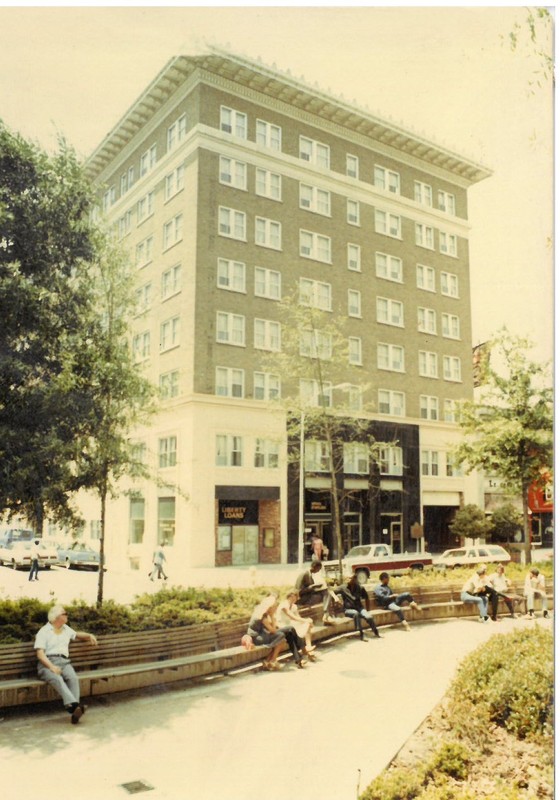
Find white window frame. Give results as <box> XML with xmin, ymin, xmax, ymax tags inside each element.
<box><xmin>140</xmin><ymin>144</ymin><xmax>157</xmax><ymax>177</ymax></box>
<box><xmin>299</xmin><ymin>230</ymin><xmax>332</xmax><ymax>263</ymax></box>
<box><xmin>438</xmin><ymin>190</ymin><xmax>456</xmax><ymax>215</ymax></box>
<box><xmin>418</xmin><ymin>307</ymin><xmax>437</xmax><ymax>335</ymax></box>
<box><xmin>443</xmin><ymin>356</ymin><xmax>462</xmax><ymax>382</ymax></box>
<box><xmin>440</xmin><ymin>231</ymin><xmax>458</xmax><ymax>257</ymax></box>
<box><xmin>216</xmin><ymin>434</ymin><xmax>243</xmax><ymax>467</ymax></box>
<box><xmin>215</xmin><ymin>366</ymin><xmax>244</xmax><ymax>398</ymax></box>
<box><xmin>118</xmin><ymin>210</ymin><xmax>132</xmax><ymax>239</ymax></box>
<box><xmin>255</xmin><ymin>217</ymin><xmax>282</xmax><ymax>250</ymax></box>
<box><xmin>299</xmin><ymin>277</ymin><xmax>332</xmax><ymax>311</ymax></box>
<box><xmin>346</xmin><ymin>154</ymin><xmax>359</xmax><ymax>179</ymax></box>
<box><xmin>160</xmin><ymin>370</ymin><xmax>179</xmax><ymax>399</ymax></box>
<box><xmin>255</xmin><ymin>266</ymin><xmax>281</xmax><ymax>300</ymax></box>
<box><xmin>414</xmin><ymin>181</ymin><xmax>432</xmax><ymax>206</ymax></box>
<box><xmin>256</xmin><ymin>119</ymin><xmax>282</xmax><ymax>150</ymax></box>
<box><xmin>137</xmin><ymin>191</ymin><xmax>154</xmax><ymax>224</ymax></box>
<box><xmin>419</xmin><ymin>350</ymin><xmax>438</xmax><ymax>378</ymax></box>
<box><xmin>348</xmin><ymin>289</ymin><xmax>361</xmax><ymax>318</ymax></box>
<box><xmin>300</xmin><ymin>329</ymin><xmax>332</xmax><ymax>361</ymax></box>
<box><xmin>102</xmin><ymin>185</ymin><xmax>116</xmax><ymax>211</ymax></box>
<box><xmin>415</xmin><ymin>223</ymin><xmax>434</xmax><ymax>249</ymax></box>
<box><xmin>219</xmin><ymin>156</ymin><xmax>247</xmax><ymax>190</ymax></box>
<box><xmin>417</xmin><ymin>264</ymin><xmax>436</xmax><ymax>292</ymax></box>
<box><xmin>377</xmin><ymin>343</ymin><xmax>404</xmax><ymax>373</ymax></box>
<box><xmin>160</xmin><ymin>316</ymin><xmax>180</xmax><ymax>352</ymax></box>
<box><xmin>254</xmin><ymin>318</ymin><xmax>281</xmax><ymax>352</ymax></box>
<box><xmin>346</xmin><ymin>385</ymin><xmax>363</xmax><ymax>412</ymax></box>
<box><xmin>254</xmin><ymin>438</ymin><xmax>280</xmax><ymax>469</ymax></box>
<box><xmin>442</xmin><ymin>313</ymin><xmax>460</xmax><ymax>339</ymax></box>
<box><xmin>441</xmin><ymin>271</ymin><xmax>459</xmax><ymax>298</ymax></box>
<box><xmin>135</xmin><ymin>236</ymin><xmax>153</xmax><ymax>268</ymax></box>
<box><xmin>305</xmin><ymin>440</ymin><xmax>331</xmax><ymax>472</ymax></box>
<box><xmin>343</xmin><ymin>443</ymin><xmax>369</xmax><ymax>474</ymax></box>
<box><xmin>167</xmin><ymin>113</ymin><xmax>187</xmax><ymax>151</ymax></box>
<box><xmin>120</xmin><ymin>166</ymin><xmax>135</xmax><ymax>195</ymax></box>
<box><xmin>217</xmin><ymin>258</ymin><xmax>246</xmax><ymax>293</ymax></box>
<box><xmin>135</xmin><ymin>282</ymin><xmax>152</xmax><ymax>313</ymax></box>
<box><xmin>376</xmin><ymin>251</ymin><xmax>403</xmax><ymax>283</ymax></box>
<box><xmin>377</xmin><ymin>297</ymin><xmax>404</xmax><ymax>327</ymax></box>
<box><xmin>299</xmin><ymin>183</ymin><xmax>331</xmax><ymax>216</ymax></box>
<box><xmin>216</xmin><ymin>312</ymin><xmax>245</xmax><ymax>347</ymax></box>
<box><xmin>348</xmin><ymin>336</ymin><xmax>362</xmax><ymax>366</ymax></box>
<box><xmin>158</xmin><ymin>436</ymin><xmax>177</xmax><ymax>468</ymax></box>
<box><xmin>219</xmin><ymin>206</ymin><xmax>246</xmax><ymax>241</ymax></box>
<box><xmin>300</xmin><ymin>379</ymin><xmax>333</xmax><ymax>408</ymax></box>
<box><xmin>347</xmin><ymin>243</ymin><xmax>361</xmax><ymax>272</ymax></box>
<box><xmin>255</xmin><ymin>168</ymin><xmax>282</xmax><ymax>201</ymax></box>
<box><xmin>163</xmin><ymin>214</ymin><xmax>183</xmax><ymax>250</ymax></box>
<box><xmin>379</xmin><ymin>446</ymin><xmax>403</xmax><ymax>476</ymax></box>
<box><xmin>347</xmin><ymin>199</ymin><xmax>360</xmax><ymax>225</ymax></box>
<box><xmin>220</xmin><ymin>106</ymin><xmax>247</xmax><ymax>138</ymax></box>
<box><xmin>132</xmin><ymin>331</ymin><xmax>150</xmax><ymax>362</ymax></box>
<box><xmin>161</xmin><ymin>263</ymin><xmax>182</xmax><ymax>300</ymax></box>
<box><xmin>443</xmin><ymin>399</ymin><xmax>458</xmax><ymax>423</ymax></box>
<box><xmin>164</xmin><ymin>166</ymin><xmax>185</xmax><ymax>201</ymax></box>
<box><xmin>421</xmin><ymin>450</ymin><xmax>439</xmax><ymax>477</ymax></box>
<box><xmin>253</xmin><ymin>372</ymin><xmax>281</xmax><ymax>401</ymax></box>
<box><xmin>378</xmin><ymin>389</ymin><xmax>405</xmax><ymax>417</ymax></box>
<box><xmin>420</xmin><ymin>395</ymin><xmax>439</xmax><ymax>421</ymax></box>
<box><xmin>374</xmin><ymin>165</ymin><xmax>401</xmax><ymax>194</ymax></box>
<box><xmin>375</xmin><ymin>209</ymin><xmax>401</xmax><ymax>238</ymax></box>
<box><xmin>299</xmin><ymin>136</ymin><xmax>330</xmax><ymax>168</ymax></box>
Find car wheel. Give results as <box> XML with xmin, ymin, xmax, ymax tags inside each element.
<box><xmin>409</xmin><ymin>563</ymin><xmax>424</xmax><ymax>573</ymax></box>
<box><xmin>453</xmin><ymin>564</ymin><xmax>462</xmax><ymax>569</ymax></box>
<box><xmin>355</xmin><ymin>569</ymin><xmax>369</xmax><ymax>585</ymax></box>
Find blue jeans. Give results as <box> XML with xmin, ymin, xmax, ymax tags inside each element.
<box><xmin>461</xmin><ymin>591</ymin><xmax>488</xmax><ymax>618</ymax></box>
<box><xmin>37</xmin><ymin>656</ymin><xmax>80</xmax><ymax>707</ymax></box>
<box><xmin>344</xmin><ymin>609</ymin><xmax>379</xmax><ymax>638</ymax></box>
<box><xmin>386</xmin><ymin>592</ymin><xmax>414</xmax><ymax>622</ymax></box>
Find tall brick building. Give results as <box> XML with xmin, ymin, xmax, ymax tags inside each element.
<box><xmin>85</xmin><ymin>47</ymin><xmax>491</xmax><ymax>572</ymax></box>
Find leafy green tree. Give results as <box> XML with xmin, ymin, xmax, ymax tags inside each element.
<box><xmin>0</xmin><ymin>124</ymin><xmax>98</xmax><ymax>533</ymax></box>
<box><xmin>454</xmin><ymin>330</ymin><xmax>553</xmax><ymax>563</ymax></box>
<box><xmin>448</xmin><ymin>504</ymin><xmax>493</xmax><ymax>544</ymax></box>
<box><xmin>490</xmin><ymin>503</ymin><xmax>523</xmax><ymax>544</ymax></box>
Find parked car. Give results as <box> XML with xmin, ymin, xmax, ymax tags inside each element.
<box><xmin>432</xmin><ymin>545</ymin><xmax>511</xmax><ymax>570</ymax></box>
<box><xmin>0</xmin><ymin>540</ymin><xmax>58</xmax><ymax>570</ymax></box>
<box><xmin>55</xmin><ymin>541</ymin><xmax>101</xmax><ymax>570</ymax></box>
<box><xmin>0</xmin><ymin>528</ymin><xmax>35</xmax><ymax>546</ymax></box>
<box><xmin>323</xmin><ymin>543</ymin><xmax>433</xmax><ymax>584</ymax></box>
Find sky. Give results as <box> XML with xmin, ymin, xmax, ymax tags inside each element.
<box><xmin>0</xmin><ymin>5</ymin><xmax>554</xmax><ymax>365</ymax></box>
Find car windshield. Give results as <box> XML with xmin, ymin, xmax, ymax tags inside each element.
<box><xmin>346</xmin><ymin>546</ymin><xmax>372</xmax><ymax>558</ymax></box>
<box><xmin>441</xmin><ymin>549</ymin><xmax>465</xmax><ymax>558</ymax></box>
<box><xmin>488</xmin><ymin>546</ymin><xmax>507</xmax><ymax>556</ymax></box>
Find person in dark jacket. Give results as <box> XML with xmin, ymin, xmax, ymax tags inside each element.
<box><xmin>335</xmin><ymin>574</ymin><xmax>381</xmax><ymax>640</ymax></box>
<box><xmin>296</xmin><ymin>561</ymin><xmax>337</xmax><ymax>624</ymax></box>
<box><xmin>373</xmin><ymin>572</ymin><xmax>422</xmax><ymax>630</ymax></box>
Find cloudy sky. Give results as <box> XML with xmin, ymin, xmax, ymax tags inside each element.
<box><xmin>0</xmin><ymin>5</ymin><xmax>553</xmax><ymax>364</ymax></box>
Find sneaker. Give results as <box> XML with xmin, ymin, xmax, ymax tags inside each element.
<box><xmin>296</xmin><ymin>659</ymin><xmax>308</xmax><ymax>669</ymax></box>
<box><xmin>71</xmin><ymin>705</ymin><xmax>83</xmax><ymax>725</ymax></box>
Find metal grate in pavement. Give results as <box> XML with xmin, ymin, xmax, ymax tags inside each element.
<box><xmin>120</xmin><ymin>780</ymin><xmax>154</xmax><ymax>794</ymax></box>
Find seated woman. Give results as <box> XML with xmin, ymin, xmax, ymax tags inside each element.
<box><xmin>276</xmin><ymin>589</ymin><xmax>316</xmax><ymax>661</ymax></box>
<box><xmin>246</xmin><ymin>595</ymin><xmax>286</xmax><ymax>671</ymax></box>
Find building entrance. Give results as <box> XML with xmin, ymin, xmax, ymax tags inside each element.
<box><xmin>380</xmin><ymin>513</ymin><xmax>403</xmax><ymax>553</ymax></box>
<box><xmin>231</xmin><ymin>526</ymin><xmax>259</xmax><ymax>565</ymax></box>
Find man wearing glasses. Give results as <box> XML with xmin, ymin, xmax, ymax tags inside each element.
<box><xmin>34</xmin><ymin>604</ymin><xmax>98</xmax><ymax>723</ymax></box>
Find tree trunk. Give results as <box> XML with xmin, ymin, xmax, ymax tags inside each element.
<box><xmin>522</xmin><ymin>479</ymin><xmax>532</xmax><ymax>565</ymax></box>
<box><xmin>96</xmin><ymin>486</ymin><xmax>106</xmax><ymax>607</ymax></box>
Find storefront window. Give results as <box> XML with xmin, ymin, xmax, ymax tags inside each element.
<box><xmin>129</xmin><ymin>497</ymin><xmax>145</xmax><ymax>544</ymax></box>
<box><xmin>158</xmin><ymin>497</ymin><xmax>175</xmax><ymax>545</ymax></box>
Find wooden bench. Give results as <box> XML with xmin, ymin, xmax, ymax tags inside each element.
<box><xmin>0</xmin><ymin>583</ymin><xmax>552</xmax><ymax>710</ymax></box>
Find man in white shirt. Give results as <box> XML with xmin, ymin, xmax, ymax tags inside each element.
<box><xmin>488</xmin><ymin>564</ymin><xmax>524</xmax><ymax>618</ymax></box>
<box><xmin>523</xmin><ymin>567</ymin><xmax>549</xmax><ymax>618</ymax></box>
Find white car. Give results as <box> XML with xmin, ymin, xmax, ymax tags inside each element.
<box><xmin>433</xmin><ymin>545</ymin><xmax>511</xmax><ymax>570</ymax></box>
<box><xmin>0</xmin><ymin>540</ymin><xmax>58</xmax><ymax>570</ymax></box>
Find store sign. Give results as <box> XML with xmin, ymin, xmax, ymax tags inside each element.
<box><xmin>218</xmin><ymin>500</ymin><xmax>258</xmax><ymax>525</ymax></box>
<box><xmin>305</xmin><ymin>493</ymin><xmax>330</xmax><ymax>514</ymax></box>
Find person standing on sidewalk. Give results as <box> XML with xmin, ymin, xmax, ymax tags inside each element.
<box><xmin>28</xmin><ymin>539</ymin><xmax>41</xmax><ymax>582</ymax></box>
<box><xmin>34</xmin><ymin>604</ymin><xmax>98</xmax><ymax>724</ymax></box>
<box><xmin>334</xmin><ymin>573</ymin><xmax>381</xmax><ymax>641</ymax></box>
<box><xmin>373</xmin><ymin>572</ymin><xmax>422</xmax><ymax>631</ymax></box>
<box><xmin>150</xmin><ymin>542</ymin><xmax>168</xmax><ymax>581</ymax></box>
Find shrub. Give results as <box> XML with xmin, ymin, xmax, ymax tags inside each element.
<box><xmin>425</xmin><ymin>742</ymin><xmax>471</xmax><ymax>781</ymax></box>
<box><xmin>360</xmin><ymin>766</ymin><xmax>424</xmax><ymax>800</ymax></box>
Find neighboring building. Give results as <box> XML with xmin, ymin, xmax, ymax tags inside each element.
<box><xmin>83</xmin><ymin>47</ymin><xmax>491</xmax><ymax>572</ymax></box>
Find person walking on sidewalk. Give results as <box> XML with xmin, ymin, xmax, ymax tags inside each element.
<box><xmin>150</xmin><ymin>542</ymin><xmax>168</xmax><ymax>581</ymax></box>
<box><xmin>373</xmin><ymin>572</ymin><xmax>422</xmax><ymax>631</ymax></box>
<box><xmin>34</xmin><ymin>604</ymin><xmax>98</xmax><ymax>724</ymax></box>
<box><xmin>28</xmin><ymin>539</ymin><xmax>41</xmax><ymax>582</ymax></box>
<box><xmin>335</xmin><ymin>573</ymin><xmax>381</xmax><ymax>641</ymax></box>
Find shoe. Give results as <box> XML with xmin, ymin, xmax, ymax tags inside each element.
<box><xmin>71</xmin><ymin>705</ymin><xmax>83</xmax><ymax>724</ymax></box>
<box><xmin>402</xmin><ymin>621</ymin><xmax>411</xmax><ymax>631</ymax></box>
<box><xmin>359</xmin><ymin>636</ymin><xmax>368</xmax><ymax>642</ymax></box>
<box><xmin>79</xmin><ymin>703</ymin><xmax>87</xmax><ymax>715</ymax></box>
<box><xmin>307</xmin><ymin>653</ymin><xmax>317</xmax><ymax>662</ymax></box>
<box><xmin>543</xmin><ymin>610</ymin><xmax>549</xmax><ymax>618</ymax></box>
<box><xmin>296</xmin><ymin>659</ymin><xmax>308</xmax><ymax>669</ymax></box>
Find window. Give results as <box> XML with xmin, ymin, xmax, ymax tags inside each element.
<box><xmin>255</xmin><ymin>438</ymin><xmax>279</xmax><ymax>468</ymax></box>
<box><xmin>417</xmin><ymin>264</ymin><xmax>436</xmax><ymax>292</ymax></box>
<box><xmin>132</xmin><ymin>331</ymin><xmax>150</xmax><ymax>362</ymax></box>
<box><xmin>160</xmin><ymin>370</ymin><xmax>179</xmax><ymax>399</ymax></box>
<box><xmin>158</xmin><ymin>436</ymin><xmax>177</xmax><ymax>468</ymax></box>
<box><xmin>346</xmin><ymin>385</ymin><xmax>363</xmax><ymax>412</ymax></box>
<box><xmin>219</xmin><ymin>207</ymin><xmax>246</xmax><ymax>240</ymax></box>
<box><xmin>219</xmin><ymin>156</ymin><xmax>247</xmax><ymax>190</ymax></box>
<box><xmin>167</xmin><ymin>113</ymin><xmax>187</xmax><ymax>151</ymax></box>
<box><xmin>443</xmin><ymin>356</ymin><xmax>462</xmax><ymax>382</ymax></box>
<box><xmin>348</xmin><ymin>289</ymin><xmax>361</xmax><ymax>317</ymax></box>
<box><xmin>218</xmin><ymin>258</ymin><xmax>246</xmax><ymax>293</ymax></box>
<box><xmin>163</xmin><ymin>214</ymin><xmax>183</xmax><ymax>249</ymax></box>
<box><xmin>375</xmin><ymin>210</ymin><xmax>401</xmax><ymax>238</ymax></box>
<box><xmin>300</xmin><ymin>230</ymin><xmax>331</xmax><ymax>263</ymax></box>
<box><xmin>440</xmin><ymin>232</ymin><xmax>457</xmax><ymax>257</ymax></box>
<box><xmin>446</xmin><ymin>453</ymin><xmax>461</xmax><ymax>477</ymax></box>
<box><xmin>375</xmin><ymin>251</ymin><xmax>403</xmax><ymax>283</ymax></box>
<box><xmin>299</xmin><ymin>278</ymin><xmax>331</xmax><ymax>310</ymax></box>
<box><xmin>300</xmin><ymin>329</ymin><xmax>331</xmax><ymax>360</ymax></box>
<box><xmin>377</xmin><ymin>297</ymin><xmax>404</xmax><ymax>327</ymax></box>
<box><xmin>346</xmin><ymin>154</ymin><xmax>359</xmax><ymax>179</ymax></box>
<box><xmin>220</xmin><ymin>106</ymin><xmax>247</xmax><ymax>138</ymax></box>
<box><xmin>216</xmin><ymin>312</ymin><xmax>245</xmax><ymax>347</ymax></box>
<box><xmin>305</xmin><ymin>440</ymin><xmax>330</xmax><ymax>472</ymax></box>
<box><xmin>300</xmin><ymin>379</ymin><xmax>332</xmax><ymax>408</ymax></box>
<box><xmin>420</xmin><ymin>395</ymin><xmax>439</xmax><ymax>420</ymax></box>
<box><xmin>377</xmin><ymin>343</ymin><xmax>404</xmax><ymax>372</ymax></box>
<box><xmin>374</xmin><ymin>166</ymin><xmax>400</xmax><ymax>194</ymax></box>
<box><xmin>255</xmin><ymin>266</ymin><xmax>281</xmax><ymax>300</ymax></box>
<box><xmin>140</xmin><ymin>145</ymin><xmax>157</xmax><ymax>177</ymax></box>
<box><xmin>135</xmin><ymin>236</ymin><xmax>153</xmax><ymax>268</ymax></box>
<box><xmin>419</xmin><ymin>350</ymin><xmax>438</xmax><ymax>378</ymax></box>
<box><xmin>216</xmin><ymin>434</ymin><xmax>243</xmax><ymax>467</ymax></box>
<box><xmin>256</xmin><ymin>119</ymin><xmax>281</xmax><ymax>150</ymax></box>
<box><xmin>378</xmin><ymin>389</ymin><xmax>405</xmax><ymax>417</ymax></box>
<box><xmin>344</xmin><ymin>443</ymin><xmax>369</xmax><ymax>474</ymax></box>
<box><xmin>253</xmin><ymin>372</ymin><xmax>281</xmax><ymax>401</ymax></box>
<box><xmin>442</xmin><ymin>313</ymin><xmax>460</xmax><ymax>339</ymax></box>
<box><xmin>160</xmin><ymin>316</ymin><xmax>180</xmax><ymax>351</ymax></box>
<box><xmin>137</xmin><ymin>191</ymin><xmax>154</xmax><ymax>223</ymax></box>
<box><xmin>255</xmin><ymin>168</ymin><xmax>282</xmax><ymax>201</ymax></box>
<box><xmin>164</xmin><ymin>165</ymin><xmax>185</xmax><ymax>200</ymax></box>
<box><xmin>418</xmin><ymin>307</ymin><xmax>437</xmax><ymax>334</ymax></box>
<box><xmin>215</xmin><ymin>366</ymin><xmax>244</xmax><ymax>398</ymax></box>
<box><xmin>379</xmin><ymin>446</ymin><xmax>403</xmax><ymax>476</ymax></box>
<box><xmin>348</xmin><ymin>337</ymin><xmax>362</xmax><ymax>365</ymax></box>
<box><xmin>129</xmin><ymin>496</ymin><xmax>145</xmax><ymax>545</ymax></box>
<box><xmin>118</xmin><ymin>210</ymin><xmax>132</xmax><ymax>239</ymax></box>
<box><xmin>414</xmin><ymin>181</ymin><xmax>432</xmax><ymax>206</ymax></box>
<box><xmin>421</xmin><ymin>450</ymin><xmax>439</xmax><ymax>477</ymax></box>
<box><xmin>254</xmin><ymin>319</ymin><xmax>281</xmax><ymax>351</ymax></box>
<box><xmin>415</xmin><ymin>223</ymin><xmax>434</xmax><ymax>249</ymax></box>
<box><xmin>347</xmin><ymin>199</ymin><xmax>360</xmax><ymax>225</ymax></box>
<box><xmin>347</xmin><ymin>243</ymin><xmax>361</xmax><ymax>272</ymax></box>
<box><xmin>438</xmin><ymin>190</ymin><xmax>456</xmax><ymax>215</ymax></box>
<box><xmin>299</xmin><ymin>136</ymin><xmax>330</xmax><ymax>168</ymax></box>
<box><xmin>102</xmin><ymin>185</ymin><xmax>116</xmax><ymax>211</ymax></box>
<box><xmin>441</xmin><ymin>271</ymin><xmax>459</xmax><ymax>298</ymax></box>
<box><xmin>299</xmin><ymin>184</ymin><xmax>331</xmax><ymax>216</ymax></box>
<box><xmin>135</xmin><ymin>282</ymin><xmax>152</xmax><ymax>313</ymax></box>
<box><xmin>162</xmin><ymin>263</ymin><xmax>182</xmax><ymax>300</ymax></box>
<box><xmin>120</xmin><ymin>166</ymin><xmax>135</xmax><ymax>195</ymax></box>
<box><xmin>157</xmin><ymin>497</ymin><xmax>176</xmax><ymax>545</ymax></box>
<box><xmin>443</xmin><ymin>399</ymin><xmax>458</xmax><ymax>422</ymax></box>
<box><xmin>255</xmin><ymin>217</ymin><xmax>281</xmax><ymax>250</ymax></box>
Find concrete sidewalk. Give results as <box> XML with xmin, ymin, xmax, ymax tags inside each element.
<box><xmin>1</xmin><ymin>615</ymin><xmax>551</xmax><ymax>800</ymax></box>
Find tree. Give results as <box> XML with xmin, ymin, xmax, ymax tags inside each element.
<box><xmin>0</xmin><ymin>124</ymin><xmax>99</xmax><ymax>533</ymax></box>
<box><xmin>454</xmin><ymin>330</ymin><xmax>553</xmax><ymax>564</ymax></box>
<box><xmin>448</xmin><ymin>504</ymin><xmax>493</xmax><ymax>544</ymax></box>
<box><xmin>490</xmin><ymin>503</ymin><xmax>523</xmax><ymax>545</ymax></box>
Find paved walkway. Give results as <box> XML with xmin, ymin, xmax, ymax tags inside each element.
<box><xmin>1</xmin><ymin>615</ymin><xmax>551</xmax><ymax>800</ymax></box>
